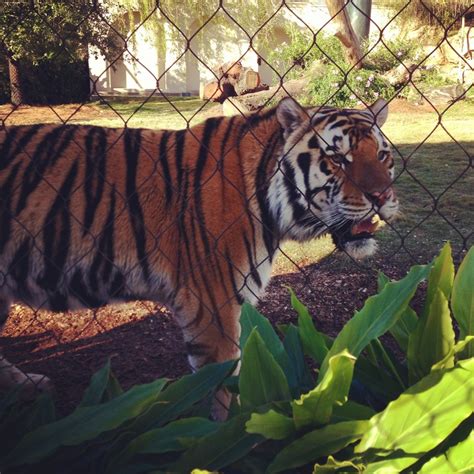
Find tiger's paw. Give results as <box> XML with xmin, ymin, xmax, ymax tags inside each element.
<box><xmin>0</xmin><ymin>364</ymin><xmax>55</xmax><ymax>399</ymax></box>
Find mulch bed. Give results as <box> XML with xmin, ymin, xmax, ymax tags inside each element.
<box><xmin>1</xmin><ymin>254</ymin><xmax>419</xmax><ymax>415</ymax></box>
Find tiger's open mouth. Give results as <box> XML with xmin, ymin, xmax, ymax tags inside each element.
<box><xmin>330</xmin><ymin>215</ymin><xmax>380</xmax><ymax>258</ymax></box>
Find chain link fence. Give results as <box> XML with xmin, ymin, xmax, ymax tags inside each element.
<box><xmin>0</xmin><ymin>0</ymin><xmax>472</xmax><ymax>413</ymax></box>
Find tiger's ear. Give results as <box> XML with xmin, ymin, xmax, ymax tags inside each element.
<box><xmin>366</xmin><ymin>98</ymin><xmax>388</xmax><ymax>127</ymax></box>
<box><xmin>277</xmin><ymin>97</ymin><xmax>306</xmax><ymax>135</ymax></box>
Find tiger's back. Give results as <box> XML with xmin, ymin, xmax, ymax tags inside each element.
<box><xmin>0</xmin><ymin>115</ymin><xmax>271</xmax><ymax>309</ymax></box>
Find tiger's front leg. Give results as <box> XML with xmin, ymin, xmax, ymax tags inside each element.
<box><xmin>174</xmin><ymin>291</ymin><xmax>241</xmax><ymax>421</ymax></box>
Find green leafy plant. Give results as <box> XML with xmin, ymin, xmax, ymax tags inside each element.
<box><xmin>306</xmin><ymin>66</ymin><xmax>395</xmax><ymax>108</ymax></box>
<box><xmin>267</xmin><ymin>28</ymin><xmax>345</xmax><ymax>80</ymax></box>
<box><xmin>365</xmin><ymin>37</ymin><xmax>422</xmax><ymax>73</ymax></box>
<box><xmin>1</xmin><ymin>243</ymin><xmax>472</xmax><ymax>473</ymax></box>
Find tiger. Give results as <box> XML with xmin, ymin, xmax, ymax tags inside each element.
<box><xmin>0</xmin><ymin>97</ymin><xmax>398</xmax><ymax>418</ymax></box>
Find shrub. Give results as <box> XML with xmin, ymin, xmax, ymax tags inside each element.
<box><xmin>306</xmin><ymin>66</ymin><xmax>395</xmax><ymax>108</ymax></box>
<box><xmin>1</xmin><ymin>243</ymin><xmax>473</xmax><ymax>473</ymax></box>
<box><xmin>379</xmin><ymin>0</ymin><xmax>472</xmax><ymax>28</ymax></box>
<box><xmin>19</xmin><ymin>57</ymin><xmax>90</xmax><ymax>105</ymax></box>
<box><xmin>365</xmin><ymin>37</ymin><xmax>422</xmax><ymax>73</ymax></box>
<box><xmin>267</xmin><ymin>27</ymin><xmax>345</xmax><ymax>79</ymax></box>
<box><xmin>269</xmin><ymin>31</ymin><xmax>427</xmax><ymax>107</ymax></box>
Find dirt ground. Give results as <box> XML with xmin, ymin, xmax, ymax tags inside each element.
<box><xmin>1</xmin><ymin>252</ymin><xmax>417</xmax><ymax>415</ymax></box>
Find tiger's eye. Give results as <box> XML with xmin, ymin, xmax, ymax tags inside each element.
<box><xmin>378</xmin><ymin>150</ymin><xmax>389</xmax><ymax>161</ymax></box>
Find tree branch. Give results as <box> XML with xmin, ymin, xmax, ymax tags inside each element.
<box><xmin>325</xmin><ymin>0</ymin><xmax>364</xmax><ymax>69</ymax></box>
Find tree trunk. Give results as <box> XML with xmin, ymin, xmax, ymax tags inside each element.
<box><xmin>325</xmin><ymin>0</ymin><xmax>364</xmax><ymax>69</ymax></box>
<box><xmin>346</xmin><ymin>0</ymin><xmax>372</xmax><ymax>44</ymax></box>
<box><xmin>8</xmin><ymin>59</ymin><xmax>26</xmax><ymax>105</ymax></box>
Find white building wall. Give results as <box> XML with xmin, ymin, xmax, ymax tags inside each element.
<box><xmin>89</xmin><ymin>2</ymin><xmax>398</xmax><ymax>96</ymax></box>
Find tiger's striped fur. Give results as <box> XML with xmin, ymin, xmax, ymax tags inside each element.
<box><xmin>0</xmin><ymin>98</ymin><xmax>398</xmax><ymax>416</ymax></box>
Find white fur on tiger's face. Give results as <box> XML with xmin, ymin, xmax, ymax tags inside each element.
<box><xmin>0</xmin><ymin>97</ymin><xmax>398</xmax><ymax>418</ymax></box>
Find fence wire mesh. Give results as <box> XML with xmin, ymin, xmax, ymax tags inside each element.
<box><xmin>0</xmin><ymin>0</ymin><xmax>472</xmax><ymax>419</ymax></box>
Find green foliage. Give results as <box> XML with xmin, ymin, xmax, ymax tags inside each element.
<box><xmin>1</xmin><ymin>243</ymin><xmax>472</xmax><ymax>473</ymax></box>
<box><xmin>451</xmin><ymin>247</ymin><xmax>474</xmax><ymax>358</ymax></box>
<box><xmin>306</xmin><ymin>66</ymin><xmax>395</xmax><ymax>108</ymax></box>
<box><xmin>418</xmin><ymin>429</ymin><xmax>474</xmax><ymax>473</ymax></box>
<box><xmin>356</xmin><ymin>358</ymin><xmax>474</xmax><ymax>472</ymax></box>
<box><xmin>365</xmin><ymin>37</ymin><xmax>421</xmax><ymax>73</ymax></box>
<box><xmin>0</xmin><ymin>0</ymin><xmax>121</xmax><ymax>104</ymax></box>
<box><xmin>239</xmin><ymin>329</ymin><xmax>291</xmax><ymax>410</ymax></box>
<box><xmin>379</xmin><ymin>0</ymin><xmax>472</xmax><ymax>28</ymax></box>
<box><xmin>292</xmin><ymin>351</ymin><xmax>355</xmax><ymax>429</ymax></box>
<box><xmin>267</xmin><ymin>28</ymin><xmax>344</xmax><ymax>79</ymax></box>
<box><xmin>0</xmin><ymin>1</ymin><xmax>119</xmax><ymax>65</ymax></box>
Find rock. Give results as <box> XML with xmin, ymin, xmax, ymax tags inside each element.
<box><xmin>223</xmin><ymin>97</ymin><xmax>251</xmax><ymax>117</ymax></box>
<box><xmin>383</xmin><ymin>62</ymin><xmax>421</xmax><ymax>86</ymax></box>
<box><xmin>424</xmin><ymin>84</ymin><xmax>466</xmax><ymax>104</ymax></box>
<box><xmin>407</xmin><ymin>84</ymin><xmax>466</xmax><ymax>105</ymax></box>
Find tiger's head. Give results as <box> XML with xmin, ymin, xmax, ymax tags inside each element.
<box><xmin>269</xmin><ymin>97</ymin><xmax>399</xmax><ymax>259</ymax></box>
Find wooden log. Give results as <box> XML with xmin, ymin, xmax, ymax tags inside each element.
<box><xmin>325</xmin><ymin>0</ymin><xmax>364</xmax><ymax>69</ymax></box>
<box><xmin>226</xmin><ymin>78</ymin><xmax>310</xmax><ymax>112</ymax></box>
<box><xmin>234</xmin><ymin>68</ymin><xmax>261</xmax><ymax>95</ymax></box>
<box><xmin>201</xmin><ymin>81</ymin><xmax>236</xmax><ymax>103</ymax></box>
<box><xmin>217</xmin><ymin>60</ymin><xmax>243</xmax><ymax>83</ymax></box>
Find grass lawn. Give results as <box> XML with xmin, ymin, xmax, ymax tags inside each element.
<box><xmin>91</xmin><ymin>96</ymin><xmax>217</xmax><ymax>129</ymax></box>
<box><xmin>1</xmin><ymin>96</ymin><xmax>472</xmax><ymax>273</ymax></box>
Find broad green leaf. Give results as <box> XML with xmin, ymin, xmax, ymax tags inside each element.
<box><xmin>389</xmin><ymin>306</ymin><xmax>417</xmax><ymax>353</ymax></box>
<box><xmin>291</xmin><ymin>289</ymin><xmax>329</xmax><ymax>364</ymax></box>
<box><xmin>313</xmin><ymin>455</ymin><xmax>364</xmax><ymax>473</ymax></box>
<box><xmin>452</xmin><ymin>246</ymin><xmax>474</xmax><ymax>358</ymax></box>
<box><xmin>240</xmin><ymin>303</ymin><xmax>290</xmax><ymax>372</ymax></box>
<box><xmin>376</xmin><ymin>272</ymin><xmax>390</xmax><ymax>292</ymax></box>
<box><xmin>378</xmin><ymin>272</ymin><xmax>418</xmax><ymax>353</ymax></box>
<box><xmin>128</xmin><ymin>360</ymin><xmax>235</xmax><ymax>433</ymax></box>
<box><xmin>331</xmin><ymin>400</ymin><xmax>376</xmax><ymax>422</ymax></box>
<box><xmin>246</xmin><ymin>409</ymin><xmax>295</xmax><ymax>440</ymax></box>
<box><xmin>293</xmin><ymin>351</ymin><xmax>355</xmax><ymax>429</ymax></box>
<box><xmin>283</xmin><ymin>324</ymin><xmax>314</xmax><ymax>396</ymax></box>
<box><xmin>239</xmin><ymin>329</ymin><xmax>291</xmax><ymax>410</ymax></box>
<box><xmin>366</xmin><ymin>339</ymin><xmax>406</xmax><ymax>391</ymax></box>
<box><xmin>79</xmin><ymin>359</ymin><xmax>122</xmax><ymax>407</ymax></box>
<box><xmin>319</xmin><ymin>264</ymin><xmax>430</xmax><ymax>381</ymax></box>
<box><xmin>108</xmin><ymin>418</ymin><xmax>219</xmax><ymax>473</ymax></box>
<box><xmin>407</xmin><ymin>289</ymin><xmax>455</xmax><ymax>382</ymax></box>
<box><xmin>4</xmin><ymin>378</ymin><xmax>168</xmax><ymax>467</ymax></box>
<box><xmin>0</xmin><ymin>392</ymin><xmax>56</xmax><ymax>458</ymax></box>
<box><xmin>104</xmin><ymin>372</ymin><xmax>123</xmax><ymax>401</ymax></box>
<box><xmin>356</xmin><ymin>358</ymin><xmax>474</xmax><ymax>473</ymax></box>
<box><xmin>23</xmin><ymin>393</ymin><xmax>56</xmax><ymax>432</ymax></box>
<box><xmin>423</xmin><ymin>242</ymin><xmax>454</xmax><ymax>316</ymax></box>
<box><xmin>353</xmin><ymin>356</ymin><xmax>401</xmax><ymax>401</ymax></box>
<box><xmin>267</xmin><ymin>420</ymin><xmax>369</xmax><ymax>473</ymax></box>
<box><xmin>419</xmin><ymin>429</ymin><xmax>474</xmax><ymax>473</ymax></box>
<box><xmin>432</xmin><ymin>336</ymin><xmax>474</xmax><ymax>371</ymax></box>
<box><xmin>172</xmin><ymin>414</ymin><xmax>262</xmax><ymax>471</ymax></box>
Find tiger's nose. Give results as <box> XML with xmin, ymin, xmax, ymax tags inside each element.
<box><xmin>367</xmin><ymin>189</ymin><xmax>393</xmax><ymax>207</ymax></box>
